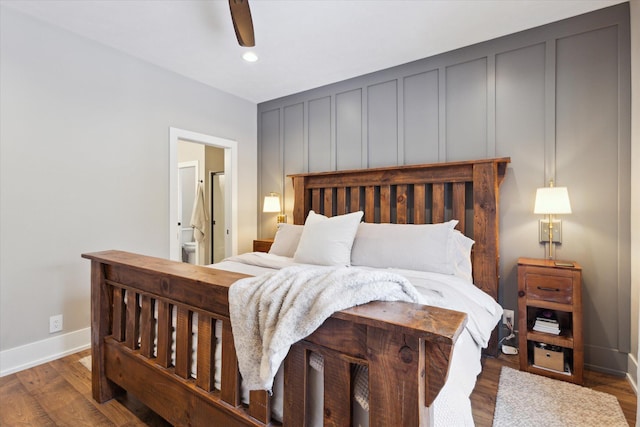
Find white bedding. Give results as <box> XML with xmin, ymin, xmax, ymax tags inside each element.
<box><xmin>210</xmin><ymin>252</ymin><xmax>503</xmax><ymax>426</ymax></box>
<box><xmin>229</xmin><ymin>264</ymin><xmax>421</xmax><ymax>391</ymax></box>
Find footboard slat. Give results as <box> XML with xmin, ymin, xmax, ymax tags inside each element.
<box><xmin>175</xmin><ymin>306</ymin><xmax>192</xmax><ymax>379</ymax></box>
<box><xmin>139</xmin><ymin>295</ymin><xmax>155</xmax><ymax>358</ymax></box>
<box><xmin>283</xmin><ymin>344</ymin><xmax>308</xmax><ymax>426</ymax></box>
<box><xmin>221</xmin><ymin>320</ymin><xmax>241</xmax><ymax>407</ymax></box>
<box><xmin>323</xmin><ymin>355</ymin><xmax>352</xmax><ymax>427</ymax></box>
<box><xmin>112</xmin><ymin>287</ymin><xmax>125</xmax><ymax>342</ymax></box>
<box><xmin>196</xmin><ymin>314</ymin><xmax>216</xmax><ymax>392</ymax></box>
<box><xmin>249</xmin><ymin>390</ymin><xmax>271</xmax><ymax>424</ymax></box>
<box><xmin>156</xmin><ymin>301</ymin><xmax>172</xmax><ymax>368</ymax></box>
<box><xmin>125</xmin><ymin>290</ymin><xmax>140</xmax><ymax>349</ymax></box>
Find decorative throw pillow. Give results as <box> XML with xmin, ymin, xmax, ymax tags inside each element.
<box><xmin>268</xmin><ymin>223</ymin><xmax>304</xmax><ymax>258</ymax></box>
<box><xmin>350</xmin><ymin>220</ymin><xmax>459</xmax><ymax>275</ymax></box>
<box><xmin>293</xmin><ymin>210</ymin><xmax>363</xmax><ymax>266</ymax></box>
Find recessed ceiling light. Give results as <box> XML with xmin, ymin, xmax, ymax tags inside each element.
<box><xmin>242</xmin><ymin>51</ymin><xmax>258</xmax><ymax>63</ymax></box>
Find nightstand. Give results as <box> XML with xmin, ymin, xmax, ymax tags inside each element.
<box><xmin>253</xmin><ymin>238</ymin><xmax>274</xmax><ymax>253</ymax></box>
<box><xmin>517</xmin><ymin>257</ymin><xmax>583</xmax><ymax>384</ymax></box>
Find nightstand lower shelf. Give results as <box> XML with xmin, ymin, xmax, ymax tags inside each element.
<box><xmin>526</xmin><ymin>330</ymin><xmax>573</xmax><ymax>348</ymax></box>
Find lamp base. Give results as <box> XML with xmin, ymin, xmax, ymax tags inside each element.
<box><xmin>276</xmin><ymin>214</ymin><xmax>287</xmax><ymax>224</ymax></box>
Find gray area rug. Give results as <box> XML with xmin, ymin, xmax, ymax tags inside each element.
<box><xmin>493</xmin><ymin>366</ymin><xmax>627</xmax><ymax>427</ymax></box>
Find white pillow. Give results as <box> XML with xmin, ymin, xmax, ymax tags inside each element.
<box><xmin>350</xmin><ymin>220</ymin><xmax>459</xmax><ymax>275</ymax></box>
<box><xmin>452</xmin><ymin>231</ymin><xmax>475</xmax><ymax>282</ymax></box>
<box><xmin>268</xmin><ymin>223</ymin><xmax>304</xmax><ymax>257</ymax></box>
<box><xmin>293</xmin><ymin>210</ymin><xmax>364</xmax><ymax>266</ymax></box>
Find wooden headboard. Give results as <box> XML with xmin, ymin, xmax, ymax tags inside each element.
<box><xmin>289</xmin><ymin>157</ymin><xmax>510</xmax><ymax>355</ymax></box>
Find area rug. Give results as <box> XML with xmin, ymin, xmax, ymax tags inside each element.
<box><xmin>493</xmin><ymin>366</ymin><xmax>627</xmax><ymax>426</ymax></box>
<box><xmin>79</xmin><ymin>355</ymin><xmax>92</xmax><ymax>371</ymax></box>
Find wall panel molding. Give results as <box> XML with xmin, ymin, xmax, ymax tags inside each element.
<box><xmin>257</xmin><ymin>3</ymin><xmax>631</xmax><ymax>374</ymax></box>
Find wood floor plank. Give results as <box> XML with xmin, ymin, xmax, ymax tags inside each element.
<box><xmin>16</xmin><ymin>361</ymin><xmax>113</xmax><ymax>426</ymax></box>
<box><xmin>0</xmin><ymin>375</ymin><xmax>56</xmax><ymax>426</ymax></box>
<box><xmin>49</xmin><ymin>351</ymin><xmax>165</xmax><ymax>427</ymax></box>
<box><xmin>1</xmin><ymin>349</ymin><xmax>636</xmax><ymax>426</ymax></box>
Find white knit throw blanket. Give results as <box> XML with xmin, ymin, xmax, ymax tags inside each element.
<box><xmin>228</xmin><ymin>265</ymin><xmax>421</xmax><ymax>391</ymax></box>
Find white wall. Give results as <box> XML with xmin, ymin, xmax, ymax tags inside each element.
<box><xmin>0</xmin><ymin>7</ymin><xmax>257</xmax><ymax>373</ymax></box>
<box><xmin>630</xmin><ymin>0</ymin><xmax>640</xmax><ymax>411</ymax></box>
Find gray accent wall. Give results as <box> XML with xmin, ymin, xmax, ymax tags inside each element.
<box><xmin>258</xmin><ymin>4</ymin><xmax>631</xmax><ymax>374</ymax></box>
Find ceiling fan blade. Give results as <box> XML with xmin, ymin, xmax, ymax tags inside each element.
<box><xmin>229</xmin><ymin>0</ymin><xmax>255</xmax><ymax>47</ymax></box>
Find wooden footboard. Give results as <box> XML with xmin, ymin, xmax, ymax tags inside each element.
<box><xmin>83</xmin><ymin>250</ymin><xmax>466</xmax><ymax>426</ymax></box>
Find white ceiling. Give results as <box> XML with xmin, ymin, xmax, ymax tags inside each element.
<box><xmin>2</xmin><ymin>0</ymin><xmax>626</xmax><ymax>103</ymax></box>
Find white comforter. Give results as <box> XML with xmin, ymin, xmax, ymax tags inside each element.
<box><xmin>211</xmin><ymin>252</ymin><xmax>503</xmax><ymax>426</ymax></box>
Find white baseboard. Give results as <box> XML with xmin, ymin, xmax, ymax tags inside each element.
<box><xmin>628</xmin><ymin>352</ymin><xmax>638</xmax><ymax>395</ymax></box>
<box><xmin>0</xmin><ymin>328</ymin><xmax>90</xmax><ymax>377</ymax></box>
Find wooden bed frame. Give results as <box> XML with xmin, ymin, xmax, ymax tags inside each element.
<box><xmin>83</xmin><ymin>157</ymin><xmax>509</xmax><ymax>426</ymax></box>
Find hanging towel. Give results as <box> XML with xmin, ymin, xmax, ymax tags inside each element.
<box><xmin>190</xmin><ymin>182</ymin><xmax>208</xmax><ymax>242</ymax></box>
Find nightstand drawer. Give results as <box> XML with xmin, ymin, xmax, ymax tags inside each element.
<box><xmin>525</xmin><ymin>272</ymin><xmax>573</xmax><ymax>304</ymax></box>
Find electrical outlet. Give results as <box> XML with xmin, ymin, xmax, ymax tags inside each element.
<box><xmin>502</xmin><ymin>309</ymin><xmax>514</xmax><ymax>326</ymax></box>
<box><xmin>49</xmin><ymin>314</ymin><xmax>63</xmax><ymax>333</ymax></box>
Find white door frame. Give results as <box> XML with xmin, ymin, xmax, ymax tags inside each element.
<box><xmin>169</xmin><ymin>127</ymin><xmax>238</xmax><ymax>261</ymax></box>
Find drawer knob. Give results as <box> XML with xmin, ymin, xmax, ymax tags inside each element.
<box><xmin>537</xmin><ymin>286</ymin><xmax>560</xmax><ymax>292</ymax></box>
<box><xmin>518</xmin><ymin>290</ymin><xmax>525</xmax><ymax>297</ymax></box>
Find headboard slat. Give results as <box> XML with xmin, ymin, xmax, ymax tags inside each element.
<box><xmin>396</xmin><ymin>184</ymin><xmax>408</xmax><ymax>224</ymax></box>
<box><xmin>453</xmin><ymin>182</ymin><xmax>466</xmax><ymax>232</ymax></box>
<box><xmin>380</xmin><ymin>185</ymin><xmax>391</xmax><ymax>223</ymax></box>
<box><xmin>432</xmin><ymin>183</ymin><xmax>445</xmax><ymax>224</ymax></box>
<box><xmin>336</xmin><ymin>187</ymin><xmax>347</xmax><ymax>216</ymax></box>
<box><xmin>364</xmin><ymin>187</ymin><xmax>375</xmax><ymax>223</ymax></box>
<box><xmin>414</xmin><ymin>184</ymin><xmax>426</xmax><ymax>224</ymax></box>
<box><xmin>324</xmin><ymin>188</ymin><xmax>334</xmax><ymax>217</ymax></box>
<box><xmin>350</xmin><ymin>187</ymin><xmax>360</xmax><ymax>213</ymax></box>
<box><xmin>311</xmin><ymin>189</ymin><xmax>321</xmax><ymax>213</ymax></box>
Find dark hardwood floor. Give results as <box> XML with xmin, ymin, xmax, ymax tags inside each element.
<box><xmin>1</xmin><ymin>349</ymin><xmax>636</xmax><ymax>426</ymax></box>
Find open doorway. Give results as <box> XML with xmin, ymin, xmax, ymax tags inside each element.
<box><xmin>169</xmin><ymin>127</ymin><xmax>238</xmax><ymax>264</ymax></box>
<box><xmin>178</xmin><ymin>160</ymin><xmax>199</xmax><ymax>264</ymax></box>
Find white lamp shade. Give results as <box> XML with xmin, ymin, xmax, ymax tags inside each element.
<box><xmin>534</xmin><ymin>187</ymin><xmax>572</xmax><ymax>214</ymax></box>
<box><xmin>263</xmin><ymin>195</ymin><xmax>281</xmax><ymax>213</ymax></box>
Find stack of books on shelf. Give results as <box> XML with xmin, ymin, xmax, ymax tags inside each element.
<box><xmin>533</xmin><ymin>310</ymin><xmax>560</xmax><ymax>335</ymax></box>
